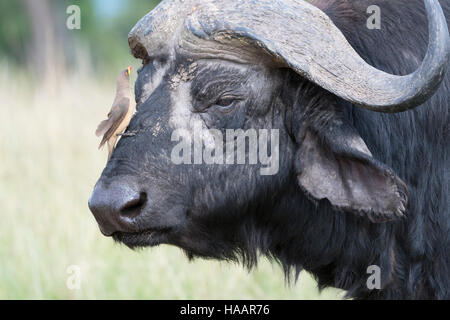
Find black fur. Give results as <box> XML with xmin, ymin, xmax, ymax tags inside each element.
<box><xmin>94</xmin><ymin>0</ymin><xmax>449</xmax><ymax>299</ymax></box>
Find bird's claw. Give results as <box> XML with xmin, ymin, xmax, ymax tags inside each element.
<box><xmin>118</xmin><ymin>131</ymin><xmax>137</xmax><ymax>137</ymax></box>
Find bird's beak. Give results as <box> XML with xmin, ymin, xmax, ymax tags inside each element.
<box><xmin>127</xmin><ymin>66</ymin><xmax>132</xmax><ymax>76</ymax></box>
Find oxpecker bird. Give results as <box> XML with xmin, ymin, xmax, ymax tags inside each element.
<box><xmin>96</xmin><ymin>66</ymin><xmax>134</xmax><ymax>160</ymax></box>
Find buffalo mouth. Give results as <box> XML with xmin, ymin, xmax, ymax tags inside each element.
<box><xmin>112</xmin><ymin>228</ymin><xmax>171</xmax><ymax>249</ymax></box>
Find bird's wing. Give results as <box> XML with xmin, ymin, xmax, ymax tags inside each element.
<box><xmin>95</xmin><ymin>110</ymin><xmax>116</xmax><ymax>136</ymax></box>
<box><xmin>95</xmin><ymin>119</ymin><xmax>110</xmax><ymax>137</ymax></box>
<box><xmin>97</xmin><ymin>97</ymin><xmax>130</xmax><ymax>149</ymax></box>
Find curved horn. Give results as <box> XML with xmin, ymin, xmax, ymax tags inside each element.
<box><xmin>129</xmin><ymin>0</ymin><xmax>449</xmax><ymax>113</ymax></box>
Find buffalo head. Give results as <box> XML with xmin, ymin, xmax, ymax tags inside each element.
<box><xmin>89</xmin><ymin>0</ymin><xmax>449</xmax><ymax>264</ymax></box>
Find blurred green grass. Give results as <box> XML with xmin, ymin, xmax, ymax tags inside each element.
<box><xmin>0</xmin><ymin>66</ymin><xmax>343</xmax><ymax>299</ymax></box>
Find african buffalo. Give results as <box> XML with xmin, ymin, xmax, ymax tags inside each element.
<box><xmin>89</xmin><ymin>0</ymin><xmax>450</xmax><ymax>299</ymax></box>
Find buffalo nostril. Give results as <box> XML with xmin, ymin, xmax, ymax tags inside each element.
<box><xmin>89</xmin><ymin>180</ymin><xmax>146</xmax><ymax>236</ymax></box>
<box><xmin>120</xmin><ymin>192</ymin><xmax>147</xmax><ymax>218</ymax></box>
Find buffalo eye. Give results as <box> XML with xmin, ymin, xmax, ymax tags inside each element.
<box><xmin>211</xmin><ymin>97</ymin><xmax>238</xmax><ymax>112</ymax></box>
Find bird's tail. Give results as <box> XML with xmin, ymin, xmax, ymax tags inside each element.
<box><xmin>98</xmin><ymin>135</ymin><xmax>109</xmax><ymax>150</ymax></box>
<box><xmin>98</xmin><ymin>141</ymin><xmax>106</xmax><ymax>150</ymax></box>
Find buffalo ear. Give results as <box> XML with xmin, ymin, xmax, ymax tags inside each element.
<box><xmin>295</xmin><ymin>122</ymin><xmax>408</xmax><ymax>223</ymax></box>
